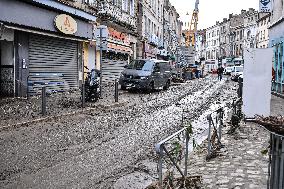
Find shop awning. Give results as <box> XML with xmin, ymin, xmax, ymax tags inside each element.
<box><xmin>30</xmin><ymin>0</ymin><xmax>97</xmax><ymax>21</ymax></box>
<box><xmin>4</xmin><ymin>24</ymin><xmax>88</xmax><ymax>42</ymax></box>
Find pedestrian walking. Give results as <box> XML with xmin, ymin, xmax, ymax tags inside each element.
<box><xmin>217</xmin><ymin>66</ymin><xmax>224</xmax><ymax>81</ymax></box>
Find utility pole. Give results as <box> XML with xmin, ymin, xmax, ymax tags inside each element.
<box><xmin>99</xmin><ymin>27</ymin><xmax>103</xmax><ymax>98</ymax></box>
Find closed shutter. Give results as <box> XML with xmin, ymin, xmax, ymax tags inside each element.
<box><xmin>28</xmin><ymin>34</ymin><xmax>78</xmax><ymax>95</ymax></box>
<box><xmin>101</xmin><ymin>59</ymin><xmax>126</xmax><ymax>82</ymax></box>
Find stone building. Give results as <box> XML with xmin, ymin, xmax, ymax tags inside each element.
<box><xmin>229</xmin><ymin>11</ymin><xmax>245</xmax><ymax>64</ymax></box>
<box><xmin>205</xmin><ymin>22</ymin><xmax>220</xmax><ymax>71</ymax></box>
<box><xmin>205</xmin><ymin>22</ymin><xmax>220</xmax><ymax>61</ymax></box>
<box><xmin>243</xmin><ymin>8</ymin><xmax>258</xmax><ymax>49</ymax></box>
<box><xmin>55</xmin><ymin>0</ymin><xmax>139</xmax><ymax>82</ymax></box>
<box><xmin>195</xmin><ymin>29</ymin><xmax>206</xmax><ymax>62</ymax></box>
<box><xmin>269</xmin><ymin>0</ymin><xmax>284</xmax><ymax>94</ymax></box>
<box><xmin>0</xmin><ymin>0</ymin><xmax>96</xmax><ymax>97</ymax></box>
<box><xmin>137</xmin><ymin>0</ymin><xmax>164</xmax><ymax>59</ymax></box>
<box><xmin>219</xmin><ymin>18</ymin><xmax>230</xmax><ymax>59</ymax></box>
<box><xmin>161</xmin><ymin>0</ymin><xmax>183</xmax><ymax>63</ymax></box>
<box><xmin>256</xmin><ymin>13</ymin><xmax>270</xmax><ymax>48</ymax></box>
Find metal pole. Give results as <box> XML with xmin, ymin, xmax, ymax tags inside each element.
<box><xmin>26</xmin><ymin>76</ymin><xmax>29</xmax><ymax>99</ymax></box>
<box><xmin>99</xmin><ymin>27</ymin><xmax>103</xmax><ymax>98</ymax></box>
<box><xmin>184</xmin><ymin>130</ymin><xmax>189</xmax><ymax>177</ymax></box>
<box><xmin>82</xmin><ymin>83</ymin><xmax>85</xmax><ymax>108</ymax></box>
<box><xmin>207</xmin><ymin>115</ymin><xmax>212</xmax><ymax>156</ymax></box>
<box><xmin>115</xmin><ymin>79</ymin><xmax>118</xmax><ymax>102</ymax></box>
<box><xmin>41</xmin><ymin>86</ymin><xmax>46</xmax><ymax>116</ymax></box>
<box><xmin>279</xmin><ymin>139</ymin><xmax>284</xmax><ymax>189</ymax></box>
<box><xmin>158</xmin><ymin>147</ymin><xmax>163</xmax><ymax>188</ymax></box>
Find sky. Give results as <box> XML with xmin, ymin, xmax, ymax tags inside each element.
<box><xmin>170</xmin><ymin>0</ymin><xmax>259</xmax><ymax>30</ymax></box>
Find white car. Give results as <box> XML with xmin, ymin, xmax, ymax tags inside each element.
<box><xmin>224</xmin><ymin>67</ymin><xmax>233</xmax><ymax>75</ymax></box>
<box><xmin>231</xmin><ymin>66</ymin><xmax>244</xmax><ymax>81</ymax></box>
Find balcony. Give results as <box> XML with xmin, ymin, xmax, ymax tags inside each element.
<box><xmin>97</xmin><ymin>1</ymin><xmax>137</xmax><ymax>30</ymax></box>
<box><xmin>145</xmin><ymin>33</ymin><xmax>159</xmax><ymax>46</ymax></box>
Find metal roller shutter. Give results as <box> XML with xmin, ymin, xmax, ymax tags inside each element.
<box><xmin>28</xmin><ymin>34</ymin><xmax>78</xmax><ymax>95</ymax></box>
<box><xmin>102</xmin><ymin>59</ymin><xmax>126</xmax><ymax>83</ymax></box>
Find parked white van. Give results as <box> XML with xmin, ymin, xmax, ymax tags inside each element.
<box><xmin>231</xmin><ymin>66</ymin><xmax>244</xmax><ymax>81</ymax></box>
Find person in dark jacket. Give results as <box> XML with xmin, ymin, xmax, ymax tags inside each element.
<box><xmin>217</xmin><ymin>66</ymin><xmax>224</xmax><ymax>81</ymax></box>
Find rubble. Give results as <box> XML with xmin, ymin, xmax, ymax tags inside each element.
<box><xmin>0</xmin><ymin>76</ymin><xmax>237</xmax><ymax>188</ymax></box>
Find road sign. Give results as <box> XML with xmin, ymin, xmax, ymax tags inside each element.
<box><xmin>94</xmin><ymin>25</ymin><xmax>108</xmax><ymax>50</ymax></box>
<box><xmin>259</xmin><ymin>0</ymin><xmax>271</xmax><ymax>12</ymax></box>
<box><xmin>95</xmin><ymin>25</ymin><xmax>109</xmax><ymax>39</ymax></box>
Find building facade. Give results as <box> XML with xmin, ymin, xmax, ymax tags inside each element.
<box><xmin>195</xmin><ymin>29</ymin><xmax>206</xmax><ymax>62</ymax></box>
<box><xmin>269</xmin><ymin>0</ymin><xmax>284</xmax><ymax>94</ymax></box>
<box><xmin>219</xmin><ymin>18</ymin><xmax>230</xmax><ymax>60</ymax></box>
<box><xmin>206</xmin><ymin>23</ymin><xmax>220</xmax><ymax>61</ymax></box>
<box><xmin>137</xmin><ymin>0</ymin><xmax>163</xmax><ymax>59</ymax></box>
<box><xmin>0</xmin><ymin>0</ymin><xmax>96</xmax><ymax>97</ymax></box>
<box><xmin>256</xmin><ymin>13</ymin><xmax>270</xmax><ymax>48</ymax></box>
<box><xmin>243</xmin><ymin>8</ymin><xmax>258</xmax><ymax>49</ymax></box>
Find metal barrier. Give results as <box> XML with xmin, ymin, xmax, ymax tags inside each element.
<box><xmin>229</xmin><ymin>97</ymin><xmax>243</xmax><ymax>134</ymax></box>
<box><xmin>155</xmin><ymin>124</ymin><xmax>192</xmax><ymax>188</ymax></box>
<box><xmin>41</xmin><ymin>86</ymin><xmax>46</xmax><ymax>115</ymax></box>
<box><xmin>268</xmin><ymin>133</ymin><xmax>284</xmax><ymax>189</ymax></box>
<box><xmin>206</xmin><ymin>108</ymin><xmax>224</xmax><ymax>160</ymax></box>
<box><xmin>114</xmin><ymin>79</ymin><xmax>118</xmax><ymax>102</ymax></box>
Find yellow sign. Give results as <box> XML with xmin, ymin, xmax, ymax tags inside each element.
<box><xmin>54</xmin><ymin>14</ymin><xmax>77</xmax><ymax>35</ymax></box>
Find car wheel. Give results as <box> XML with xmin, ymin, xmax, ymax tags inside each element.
<box><xmin>121</xmin><ymin>85</ymin><xmax>126</xmax><ymax>90</ymax></box>
<box><xmin>147</xmin><ymin>82</ymin><xmax>155</xmax><ymax>93</ymax></box>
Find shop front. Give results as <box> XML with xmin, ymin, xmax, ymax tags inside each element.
<box><xmin>0</xmin><ymin>0</ymin><xmax>95</xmax><ymax>97</ymax></box>
<box><xmin>101</xmin><ymin>27</ymin><xmax>133</xmax><ymax>82</ymax></box>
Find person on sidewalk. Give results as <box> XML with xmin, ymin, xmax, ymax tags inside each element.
<box><xmin>217</xmin><ymin>66</ymin><xmax>224</xmax><ymax>81</ymax></box>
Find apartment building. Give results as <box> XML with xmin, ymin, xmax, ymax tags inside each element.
<box><xmin>269</xmin><ymin>0</ymin><xmax>284</xmax><ymax>94</ymax></box>
<box><xmin>256</xmin><ymin>13</ymin><xmax>270</xmax><ymax>48</ymax></box>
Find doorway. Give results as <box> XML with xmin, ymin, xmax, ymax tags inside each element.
<box><xmin>0</xmin><ymin>41</ymin><xmax>14</xmax><ymax>97</ymax></box>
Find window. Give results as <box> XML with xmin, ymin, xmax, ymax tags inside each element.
<box><xmin>84</xmin><ymin>0</ymin><xmax>96</xmax><ymax>5</ymax></box>
<box><xmin>129</xmin><ymin>0</ymin><xmax>134</xmax><ymax>16</ymax></box>
<box><xmin>122</xmin><ymin>0</ymin><xmax>128</xmax><ymax>12</ymax></box>
<box><xmin>263</xmin><ymin>30</ymin><xmax>266</xmax><ymax>39</ymax></box>
<box><xmin>144</xmin><ymin>16</ymin><xmax>147</xmax><ymax>34</ymax></box>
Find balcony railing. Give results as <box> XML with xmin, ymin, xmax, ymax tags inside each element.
<box><xmin>97</xmin><ymin>1</ymin><xmax>137</xmax><ymax>29</ymax></box>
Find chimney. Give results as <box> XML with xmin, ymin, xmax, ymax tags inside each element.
<box><xmin>249</xmin><ymin>8</ymin><xmax>254</xmax><ymax>12</ymax></box>
<box><xmin>241</xmin><ymin>9</ymin><xmax>246</xmax><ymax>14</ymax></box>
<box><xmin>229</xmin><ymin>14</ymin><xmax>233</xmax><ymax>19</ymax></box>
<box><xmin>223</xmin><ymin>18</ymin><xmax>227</xmax><ymax>22</ymax></box>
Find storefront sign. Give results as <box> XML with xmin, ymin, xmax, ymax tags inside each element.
<box><xmin>54</xmin><ymin>14</ymin><xmax>77</xmax><ymax>34</ymax></box>
<box><xmin>108</xmin><ymin>27</ymin><xmax>130</xmax><ymax>45</ymax></box>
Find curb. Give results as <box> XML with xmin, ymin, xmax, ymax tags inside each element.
<box><xmin>272</xmin><ymin>91</ymin><xmax>284</xmax><ymax>99</ymax></box>
<box><xmin>0</xmin><ymin>101</ymin><xmax>127</xmax><ymax>132</ymax></box>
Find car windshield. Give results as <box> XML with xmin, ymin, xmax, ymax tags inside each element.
<box><xmin>127</xmin><ymin>60</ymin><xmax>154</xmax><ymax>71</ymax></box>
<box><xmin>235</xmin><ymin>67</ymin><xmax>243</xmax><ymax>72</ymax></box>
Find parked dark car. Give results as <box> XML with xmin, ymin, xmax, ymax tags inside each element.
<box><xmin>119</xmin><ymin>59</ymin><xmax>172</xmax><ymax>91</ymax></box>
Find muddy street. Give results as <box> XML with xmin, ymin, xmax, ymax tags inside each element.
<box><xmin>0</xmin><ymin>76</ymin><xmax>237</xmax><ymax>189</ymax></box>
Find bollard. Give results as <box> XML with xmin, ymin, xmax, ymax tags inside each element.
<box><xmin>82</xmin><ymin>83</ymin><xmax>85</xmax><ymax>108</ymax></box>
<box><xmin>41</xmin><ymin>86</ymin><xmax>46</xmax><ymax>115</ymax></box>
<box><xmin>115</xmin><ymin>79</ymin><xmax>118</xmax><ymax>102</ymax></box>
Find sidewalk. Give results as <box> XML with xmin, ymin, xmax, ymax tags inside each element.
<box><xmin>186</xmin><ymin>95</ymin><xmax>284</xmax><ymax>189</ymax></box>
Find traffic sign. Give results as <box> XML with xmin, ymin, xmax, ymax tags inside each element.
<box><xmin>259</xmin><ymin>0</ymin><xmax>271</xmax><ymax>12</ymax></box>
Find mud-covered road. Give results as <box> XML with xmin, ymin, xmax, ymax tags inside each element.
<box><xmin>0</xmin><ymin>76</ymin><xmax>237</xmax><ymax>189</ymax></box>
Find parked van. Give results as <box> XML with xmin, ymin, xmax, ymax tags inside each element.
<box><xmin>119</xmin><ymin>59</ymin><xmax>172</xmax><ymax>91</ymax></box>
<box><xmin>224</xmin><ymin>67</ymin><xmax>233</xmax><ymax>75</ymax></box>
<box><xmin>231</xmin><ymin>66</ymin><xmax>244</xmax><ymax>81</ymax></box>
